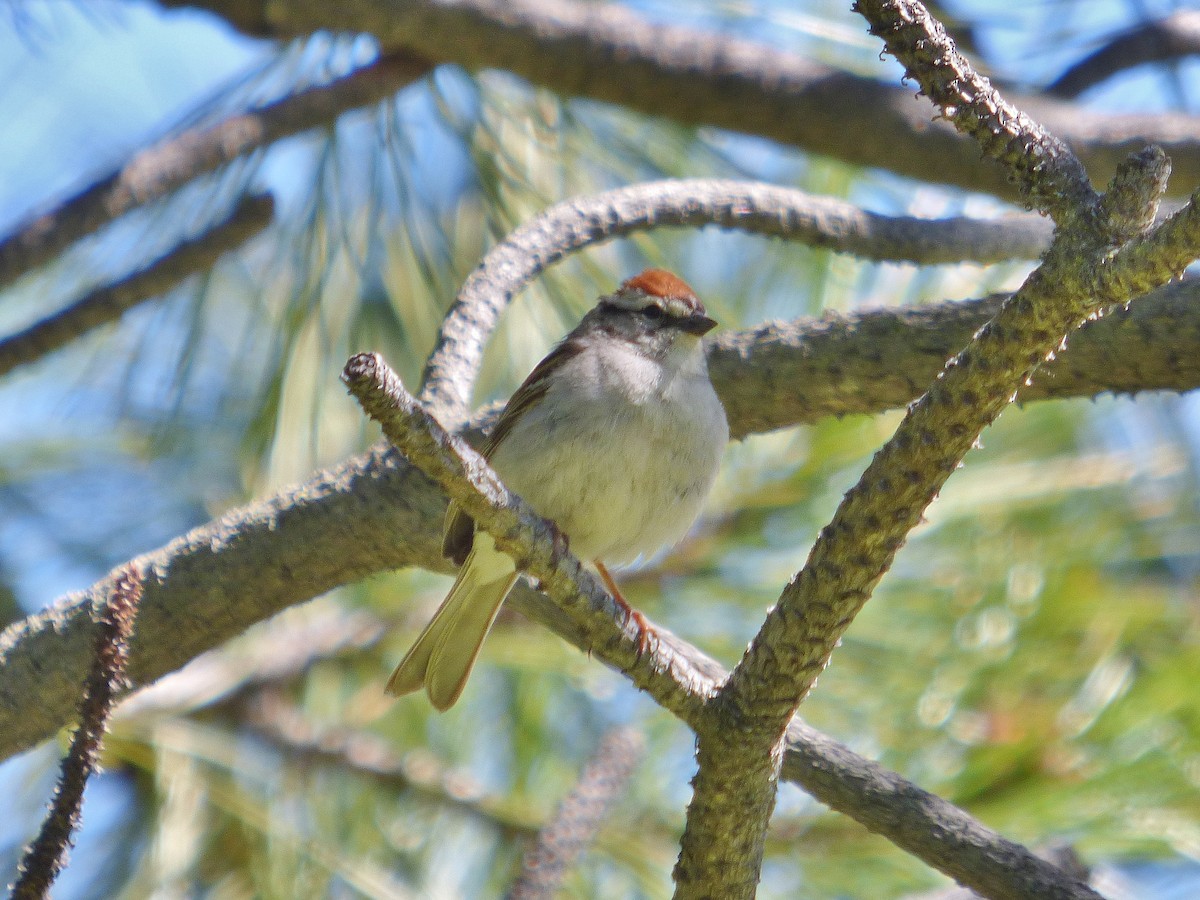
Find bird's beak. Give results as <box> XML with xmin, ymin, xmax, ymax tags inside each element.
<box><xmin>679</xmin><ymin>313</ymin><xmax>718</xmax><ymax>336</ymax></box>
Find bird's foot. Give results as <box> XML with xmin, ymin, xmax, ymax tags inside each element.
<box><xmin>595</xmin><ymin>561</ymin><xmax>654</xmax><ymax>657</ymax></box>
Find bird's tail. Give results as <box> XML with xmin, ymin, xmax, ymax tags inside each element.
<box><xmin>386</xmin><ymin>544</ymin><xmax>517</xmax><ymax>710</ymax></box>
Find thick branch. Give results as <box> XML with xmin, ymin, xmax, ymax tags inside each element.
<box><xmin>671</xmin><ymin>12</ymin><xmax>1148</xmax><ymax>889</ymax></box>
<box><xmin>344</xmin><ymin>352</ymin><xmax>1098</xmax><ymax>900</ymax></box>
<box><xmin>676</xmin><ymin>153</ymin><xmax>1182</xmax><ymax>895</ymax></box>
<box><xmin>176</xmin><ymin>0</ymin><xmax>1200</xmax><ymax>201</ymax></box>
<box><xmin>709</xmin><ymin>276</ymin><xmax>1200</xmax><ymax>438</ymax></box>
<box><xmin>0</xmin><ymin>195</ymin><xmax>275</xmax><ymax>377</ymax></box>
<box><xmin>0</xmin><ymin>53</ymin><xmax>427</xmax><ymax>289</ymax></box>
<box><xmin>420</xmin><ymin>178</ymin><xmax>1051</xmax><ymax>423</ymax></box>
<box><xmin>4</xmin><ymin>279</ymin><xmax>1200</xmax><ymax>760</ymax></box>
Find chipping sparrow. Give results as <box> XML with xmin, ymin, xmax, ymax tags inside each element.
<box><xmin>388</xmin><ymin>268</ymin><xmax>728</xmax><ymax>709</ymax></box>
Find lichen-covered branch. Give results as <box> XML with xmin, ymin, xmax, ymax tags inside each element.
<box><xmin>853</xmin><ymin>0</ymin><xmax>1096</xmax><ymax>222</ymax></box>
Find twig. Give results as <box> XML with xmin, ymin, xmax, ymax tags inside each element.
<box><xmin>418</xmin><ymin>178</ymin><xmax>1052</xmax><ymax>423</ymax></box>
<box><xmin>11</xmin><ymin>566</ymin><xmax>142</xmax><ymax>900</ymax></box>
<box><xmin>508</xmin><ymin>727</ymin><xmax>644</xmax><ymax>900</ymax></box>
<box><xmin>0</xmin><ymin>52</ymin><xmax>427</xmax><ymax>289</ymax></box>
<box><xmin>342</xmin><ymin>351</ymin><xmax>1102</xmax><ymax>900</ymax></box>
<box><xmin>1048</xmin><ymin>11</ymin><xmax>1200</xmax><ymax>98</ymax></box>
<box><xmin>0</xmin><ymin>194</ymin><xmax>275</xmax><ymax>378</ymax></box>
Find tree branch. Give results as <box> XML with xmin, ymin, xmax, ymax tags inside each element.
<box><xmin>1048</xmin><ymin>10</ymin><xmax>1200</xmax><ymax>99</ymax></box>
<box><xmin>420</xmin><ymin>178</ymin><xmax>1051</xmax><ymax>424</ymax></box>
<box><xmin>0</xmin><ymin>322</ymin><xmax>1145</xmax><ymax>894</ymax></box>
<box><xmin>0</xmin><ymin>195</ymin><xmax>275</xmax><ymax>377</ymax></box>
<box><xmin>0</xmin><ymin>52</ymin><xmax>427</xmax><ymax>289</ymax></box>
<box><xmin>709</xmin><ymin>275</ymin><xmax>1200</xmax><ymax>438</ymax></box>
<box><xmin>671</xmin><ymin>4</ymin><xmax>1180</xmax><ymax>889</ymax></box>
<box><xmin>5</xmin><ymin>276</ymin><xmax>1200</xmax><ymax>761</ymax></box>
<box><xmin>779</xmin><ymin>722</ymin><xmax>1098</xmax><ymax>899</ymax></box>
<box><xmin>11</xmin><ymin>567</ymin><xmax>141</xmax><ymax>900</ymax></box>
<box><xmin>508</xmin><ymin>727</ymin><xmax>644</xmax><ymax>899</ymax></box>
<box><xmin>342</xmin><ymin>351</ymin><xmax>1100</xmax><ymax>899</ymax></box>
<box><xmin>854</xmin><ymin>0</ymin><xmax>1096</xmax><ymax>223</ymax></box>
<box><xmin>176</xmin><ymin>0</ymin><xmax>1200</xmax><ymax>201</ymax></box>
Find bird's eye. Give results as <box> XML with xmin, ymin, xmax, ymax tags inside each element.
<box><xmin>641</xmin><ymin>304</ymin><xmax>665</xmax><ymax>320</ymax></box>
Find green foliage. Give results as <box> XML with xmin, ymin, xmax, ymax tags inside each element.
<box><xmin>5</xmin><ymin>2</ymin><xmax>1200</xmax><ymax>898</ymax></box>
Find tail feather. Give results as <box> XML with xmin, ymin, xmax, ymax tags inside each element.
<box><xmin>425</xmin><ymin>571</ymin><xmax>517</xmax><ymax>710</ymax></box>
<box><xmin>387</xmin><ymin>541</ymin><xmax>517</xmax><ymax>709</ymax></box>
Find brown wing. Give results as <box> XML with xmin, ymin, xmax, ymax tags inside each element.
<box><xmin>442</xmin><ymin>334</ymin><xmax>580</xmax><ymax>564</ymax></box>
<box><xmin>480</xmin><ymin>334</ymin><xmax>580</xmax><ymax>455</ymax></box>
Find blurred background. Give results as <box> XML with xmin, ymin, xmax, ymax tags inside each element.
<box><xmin>1</xmin><ymin>0</ymin><xmax>1199</xmax><ymax>897</ymax></box>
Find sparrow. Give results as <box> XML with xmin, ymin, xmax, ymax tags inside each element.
<box><xmin>388</xmin><ymin>269</ymin><xmax>728</xmax><ymax>709</ymax></box>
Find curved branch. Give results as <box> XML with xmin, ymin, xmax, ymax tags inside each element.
<box><xmin>418</xmin><ymin>178</ymin><xmax>1051</xmax><ymax>422</ymax></box>
<box><xmin>0</xmin><ymin>52</ymin><xmax>427</xmax><ymax>289</ymax></box>
<box><xmin>0</xmin><ymin>195</ymin><xmax>275</xmax><ymax>378</ymax></box>
<box><xmin>1048</xmin><ymin>11</ymin><xmax>1200</xmax><ymax>99</ymax></box>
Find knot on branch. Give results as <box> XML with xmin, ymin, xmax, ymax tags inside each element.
<box><xmin>1097</xmin><ymin>146</ymin><xmax>1172</xmax><ymax>245</ymax></box>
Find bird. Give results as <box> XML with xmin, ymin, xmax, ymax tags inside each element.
<box><xmin>387</xmin><ymin>268</ymin><xmax>729</xmax><ymax>709</ymax></box>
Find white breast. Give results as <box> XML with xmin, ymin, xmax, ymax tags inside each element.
<box><xmin>489</xmin><ymin>337</ymin><xmax>727</xmax><ymax>564</ymax></box>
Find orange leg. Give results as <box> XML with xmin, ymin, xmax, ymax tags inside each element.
<box><xmin>595</xmin><ymin>561</ymin><xmax>653</xmax><ymax>656</ymax></box>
